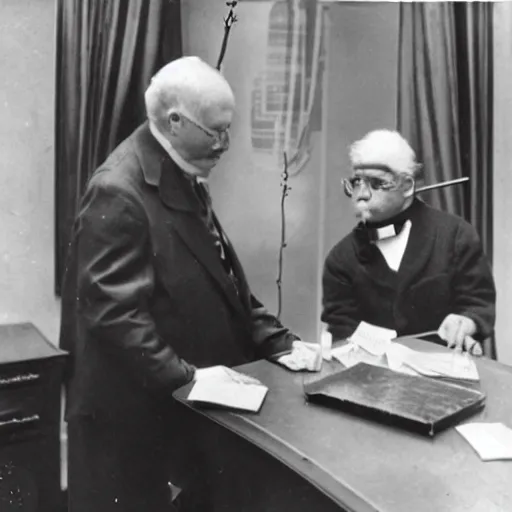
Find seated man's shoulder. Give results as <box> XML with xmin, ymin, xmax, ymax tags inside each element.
<box><xmin>422</xmin><ymin>202</ymin><xmax>476</xmax><ymax>236</ymax></box>
<box><xmin>326</xmin><ymin>232</ymin><xmax>357</xmax><ymax>265</ymax></box>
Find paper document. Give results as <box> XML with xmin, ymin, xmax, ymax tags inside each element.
<box><xmin>456</xmin><ymin>422</ymin><xmax>512</xmax><ymax>461</ymax></box>
<box><xmin>386</xmin><ymin>343</ymin><xmax>479</xmax><ymax>381</ymax></box>
<box><xmin>278</xmin><ymin>341</ymin><xmax>323</xmax><ymax>371</ymax></box>
<box><xmin>348</xmin><ymin>321</ymin><xmax>397</xmax><ymax>356</ymax></box>
<box><xmin>187</xmin><ymin>368</ymin><xmax>268</xmax><ymax>412</ymax></box>
<box><xmin>331</xmin><ymin>343</ymin><xmax>387</xmax><ymax>370</ymax></box>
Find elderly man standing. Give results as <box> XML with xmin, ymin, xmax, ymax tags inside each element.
<box><xmin>60</xmin><ymin>56</ymin><xmax>314</xmax><ymax>512</ymax></box>
<box><xmin>322</xmin><ymin>129</ymin><xmax>496</xmax><ymax>356</ymax></box>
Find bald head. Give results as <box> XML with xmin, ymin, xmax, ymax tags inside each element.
<box><xmin>145</xmin><ymin>56</ymin><xmax>235</xmax><ymax>130</ymax></box>
<box><xmin>349</xmin><ymin>130</ymin><xmax>423</xmax><ymax>179</ymax></box>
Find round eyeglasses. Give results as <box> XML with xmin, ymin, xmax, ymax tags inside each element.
<box><xmin>179</xmin><ymin>112</ymin><xmax>230</xmax><ymax>145</ymax></box>
<box><xmin>342</xmin><ymin>176</ymin><xmax>400</xmax><ymax>198</ymax></box>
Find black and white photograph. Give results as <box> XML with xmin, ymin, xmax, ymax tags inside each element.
<box><xmin>0</xmin><ymin>0</ymin><xmax>511</xmax><ymax>511</ymax></box>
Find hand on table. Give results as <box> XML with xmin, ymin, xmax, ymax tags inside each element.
<box><xmin>437</xmin><ymin>314</ymin><xmax>483</xmax><ymax>356</ymax></box>
<box><xmin>276</xmin><ymin>341</ymin><xmax>323</xmax><ymax>372</ymax></box>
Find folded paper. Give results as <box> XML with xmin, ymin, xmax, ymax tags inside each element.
<box><xmin>456</xmin><ymin>422</ymin><xmax>512</xmax><ymax>461</ymax></box>
<box><xmin>187</xmin><ymin>366</ymin><xmax>268</xmax><ymax>412</ymax></box>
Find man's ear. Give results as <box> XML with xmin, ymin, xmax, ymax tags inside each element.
<box><xmin>167</xmin><ymin>111</ymin><xmax>181</xmax><ymax>135</ymax></box>
<box><xmin>402</xmin><ymin>176</ymin><xmax>415</xmax><ymax>198</ymax></box>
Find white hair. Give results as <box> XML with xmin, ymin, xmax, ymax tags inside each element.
<box><xmin>144</xmin><ymin>56</ymin><xmax>234</xmax><ymax>128</ymax></box>
<box><xmin>349</xmin><ymin>130</ymin><xmax>423</xmax><ymax>179</ymax></box>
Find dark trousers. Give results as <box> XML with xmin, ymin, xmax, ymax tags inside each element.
<box><xmin>67</xmin><ymin>414</ymin><xmax>177</xmax><ymax>512</ymax></box>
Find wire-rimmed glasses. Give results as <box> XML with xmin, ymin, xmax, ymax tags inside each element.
<box><xmin>342</xmin><ymin>175</ymin><xmax>401</xmax><ymax>198</ymax></box>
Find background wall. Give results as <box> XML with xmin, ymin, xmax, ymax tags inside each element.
<box><xmin>182</xmin><ymin>0</ymin><xmax>399</xmax><ymax>340</ymax></box>
<box><xmin>0</xmin><ymin>0</ymin><xmax>60</xmax><ymax>344</ymax></box>
<box><xmin>322</xmin><ymin>2</ymin><xmax>399</xmax><ymax>272</ymax></box>
<box><xmin>493</xmin><ymin>2</ymin><xmax>512</xmax><ymax>365</ymax></box>
<box><xmin>0</xmin><ymin>0</ymin><xmax>509</xmax><ymax>362</ymax></box>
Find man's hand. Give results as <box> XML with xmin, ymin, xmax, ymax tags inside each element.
<box><xmin>437</xmin><ymin>314</ymin><xmax>483</xmax><ymax>356</ymax></box>
<box><xmin>276</xmin><ymin>341</ymin><xmax>322</xmax><ymax>372</ymax></box>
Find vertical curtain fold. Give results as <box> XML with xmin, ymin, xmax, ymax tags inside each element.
<box><xmin>397</xmin><ymin>3</ymin><xmax>464</xmax><ymax>215</ymax></box>
<box><xmin>55</xmin><ymin>0</ymin><xmax>182</xmax><ymax>294</ymax></box>
<box><xmin>397</xmin><ymin>2</ymin><xmax>493</xmax><ymax>261</ymax></box>
<box><xmin>455</xmin><ymin>2</ymin><xmax>493</xmax><ymax>263</ymax></box>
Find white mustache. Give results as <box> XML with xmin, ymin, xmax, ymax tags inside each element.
<box><xmin>355</xmin><ymin>202</ymin><xmax>371</xmax><ymax>221</ymax></box>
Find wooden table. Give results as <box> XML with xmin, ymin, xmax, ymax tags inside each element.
<box><xmin>174</xmin><ymin>338</ymin><xmax>512</xmax><ymax>512</ymax></box>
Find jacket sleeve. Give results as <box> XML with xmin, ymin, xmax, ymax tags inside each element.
<box><xmin>452</xmin><ymin>223</ymin><xmax>496</xmax><ymax>339</ymax></box>
<box><xmin>75</xmin><ymin>179</ymin><xmax>195</xmax><ymax>393</ymax></box>
<box><xmin>249</xmin><ymin>295</ymin><xmax>298</xmax><ymax>358</ymax></box>
<box><xmin>321</xmin><ymin>247</ymin><xmax>361</xmax><ymax>341</ymax></box>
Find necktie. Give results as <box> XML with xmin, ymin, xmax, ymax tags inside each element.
<box><xmin>193</xmin><ymin>181</ymin><xmax>238</xmax><ymax>288</ymax></box>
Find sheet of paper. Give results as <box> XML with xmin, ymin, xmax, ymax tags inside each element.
<box><xmin>188</xmin><ymin>379</ymin><xmax>268</xmax><ymax>412</ymax></box>
<box><xmin>456</xmin><ymin>422</ymin><xmax>512</xmax><ymax>461</ymax></box>
<box><xmin>385</xmin><ymin>343</ymin><xmax>422</xmax><ymax>376</ymax></box>
<box><xmin>198</xmin><ymin>366</ymin><xmax>262</xmax><ymax>385</ymax></box>
<box><xmin>331</xmin><ymin>342</ymin><xmax>387</xmax><ymax>369</ymax></box>
<box><xmin>385</xmin><ymin>344</ymin><xmax>479</xmax><ymax>381</ymax></box>
<box><xmin>349</xmin><ymin>321</ymin><xmax>397</xmax><ymax>356</ymax></box>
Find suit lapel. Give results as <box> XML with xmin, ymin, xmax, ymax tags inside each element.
<box><xmin>132</xmin><ymin>127</ymin><xmax>248</xmax><ymax>319</ymax></box>
<box><xmin>352</xmin><ymin>228</ymin><xmax>396</xmax><ymax>291</ymax></box>
<box><xmin>352</xmin><ymin>199</ymin><xmax>435</xmax><ymax>292</ymax></box>
<box><xmin>165</xmin><ymin>211</ymin><xmax>247</xmax><ymax>320</ymax></box>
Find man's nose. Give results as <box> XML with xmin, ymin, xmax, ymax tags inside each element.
<box><xmin>354</xmin><ymin>180</ymin><xmax>371</xmax><ymax>199</ymax></box>
<box><xmin>213</xmin><ymin>131</ymin><xmax>230</xmax><ymax>151</ymax></box>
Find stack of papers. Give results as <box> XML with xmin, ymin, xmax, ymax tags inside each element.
<box><xmin>331</xmin><ymin>322</ymin><xmax>396</xmax><ymax>368</ymax></box>
<box><xmin>330</xmin><ymin>322</ymin><xmax>479</xmax><ymax>381</ymax></box>
<box><xmin>456</xmin><ymin>422</ymin><xmax>512</xmax><ymax>461</ymax></box>
<box><xmin>349</xmin><ymin>321</ymin><xmax>397</xmax><ymax>356</ymax></box>
<box><xmin>187</xmin><ymin>366</ymin><xmax>268</xmax><ymax>412</ymax></box>
<box><xmin>331</xmin><ymin>343</ymin><xmax>388</xmax><ymax>370</ymax></box>
<box><xmin>386</xmin><ymin>343</ymin><xmax>479</xmax><ymax>381</ymax></box>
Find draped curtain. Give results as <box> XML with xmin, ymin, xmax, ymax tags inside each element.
<box><xmin>54</xmin><ymin>0</ymin><xmax>182</xmax><ymax>293</ymax></box>
<box><xmin>397</xmin><ymin>2</ymin><xmax>493</xmax><ymax>262</ymax></box>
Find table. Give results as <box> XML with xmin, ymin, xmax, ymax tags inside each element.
<box><xmin>173</xmin><ymin>337</ymin><xmax>512</xmax><ymax>511</ymax></box>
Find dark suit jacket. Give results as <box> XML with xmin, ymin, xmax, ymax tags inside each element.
<box><xmin>60</xmin><ymin>123</ymin><xmax>296</xmax><ymax>421</ymax></box>
<box><xmin>322</xmin><ymin>199</ymin><xmax>496</xmax><ymax>342</ymax></box>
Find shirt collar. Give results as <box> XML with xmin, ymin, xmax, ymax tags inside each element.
<box><xmin>149</xmin><ymin>121</ymin><xmax>207</xmax><ymax>183</ymax></box>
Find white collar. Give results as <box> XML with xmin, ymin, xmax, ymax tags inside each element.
<box><xmin>149</xmin><ymin>121</ymin><xmax>206</xmax><ymax>181</ymax></box>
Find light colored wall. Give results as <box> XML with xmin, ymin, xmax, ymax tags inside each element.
<box><xmin>182</xmin><ymin>0</ymin><xmax>326</xmax><ymax>340</ymax></box>
<box><xmin>0</xmin><ymin>0</ymin><xmax>60</xmax><ymax>344</ymax></box>
<box><xmin>493</xmin><ymin>2</ymin><xmax>512</xmax><ymax>365</ymax></box>
<box><xmin>321</xmin><ymin>2</ymin><xmax>399</xmax><ymax>263</ymax></box>
<box><xmin>2</xmin><ymin>0</ymin><xmax>505</xmax><ymax>360</ymax></box>
<box><xmin>182</xmin><ymin>0</ymin><xmax>399</xmax><ymax>340</ymax></box>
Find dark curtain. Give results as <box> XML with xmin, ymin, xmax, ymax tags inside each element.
<box><xmin>55</xmin><ymin>0</ymin><xmax>182</xmax><ymax>294</ymax></box>
<box><xmin>397</xmin><ymin>2</ymin><xmax>493</xmax><ymax>262</ymax></box>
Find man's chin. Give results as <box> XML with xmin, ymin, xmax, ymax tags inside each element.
<box><xmin>355</xmin><ymin>210</ymin><xmax>372</xmax><ymax>223</ymax></box>
<box><xmin>197</xmin><ymin>156</ymin><xmax>222</xmax><ymax>174</ymax></box>
<box><xmin>192</xmin><ymin>160</ymin><xmax>218</xmax><ymax>178</ymax></box>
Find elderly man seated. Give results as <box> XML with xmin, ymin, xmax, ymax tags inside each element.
<box><xmin>321</xmin><ymin>129</ymin><xmax>496</xmax><ymax>356</ymax></box>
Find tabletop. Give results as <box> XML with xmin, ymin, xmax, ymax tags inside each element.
<box><xmin>174</xmin><ymin>337</ymin><xmax>512</xmax><ymax>512</ymax></box>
